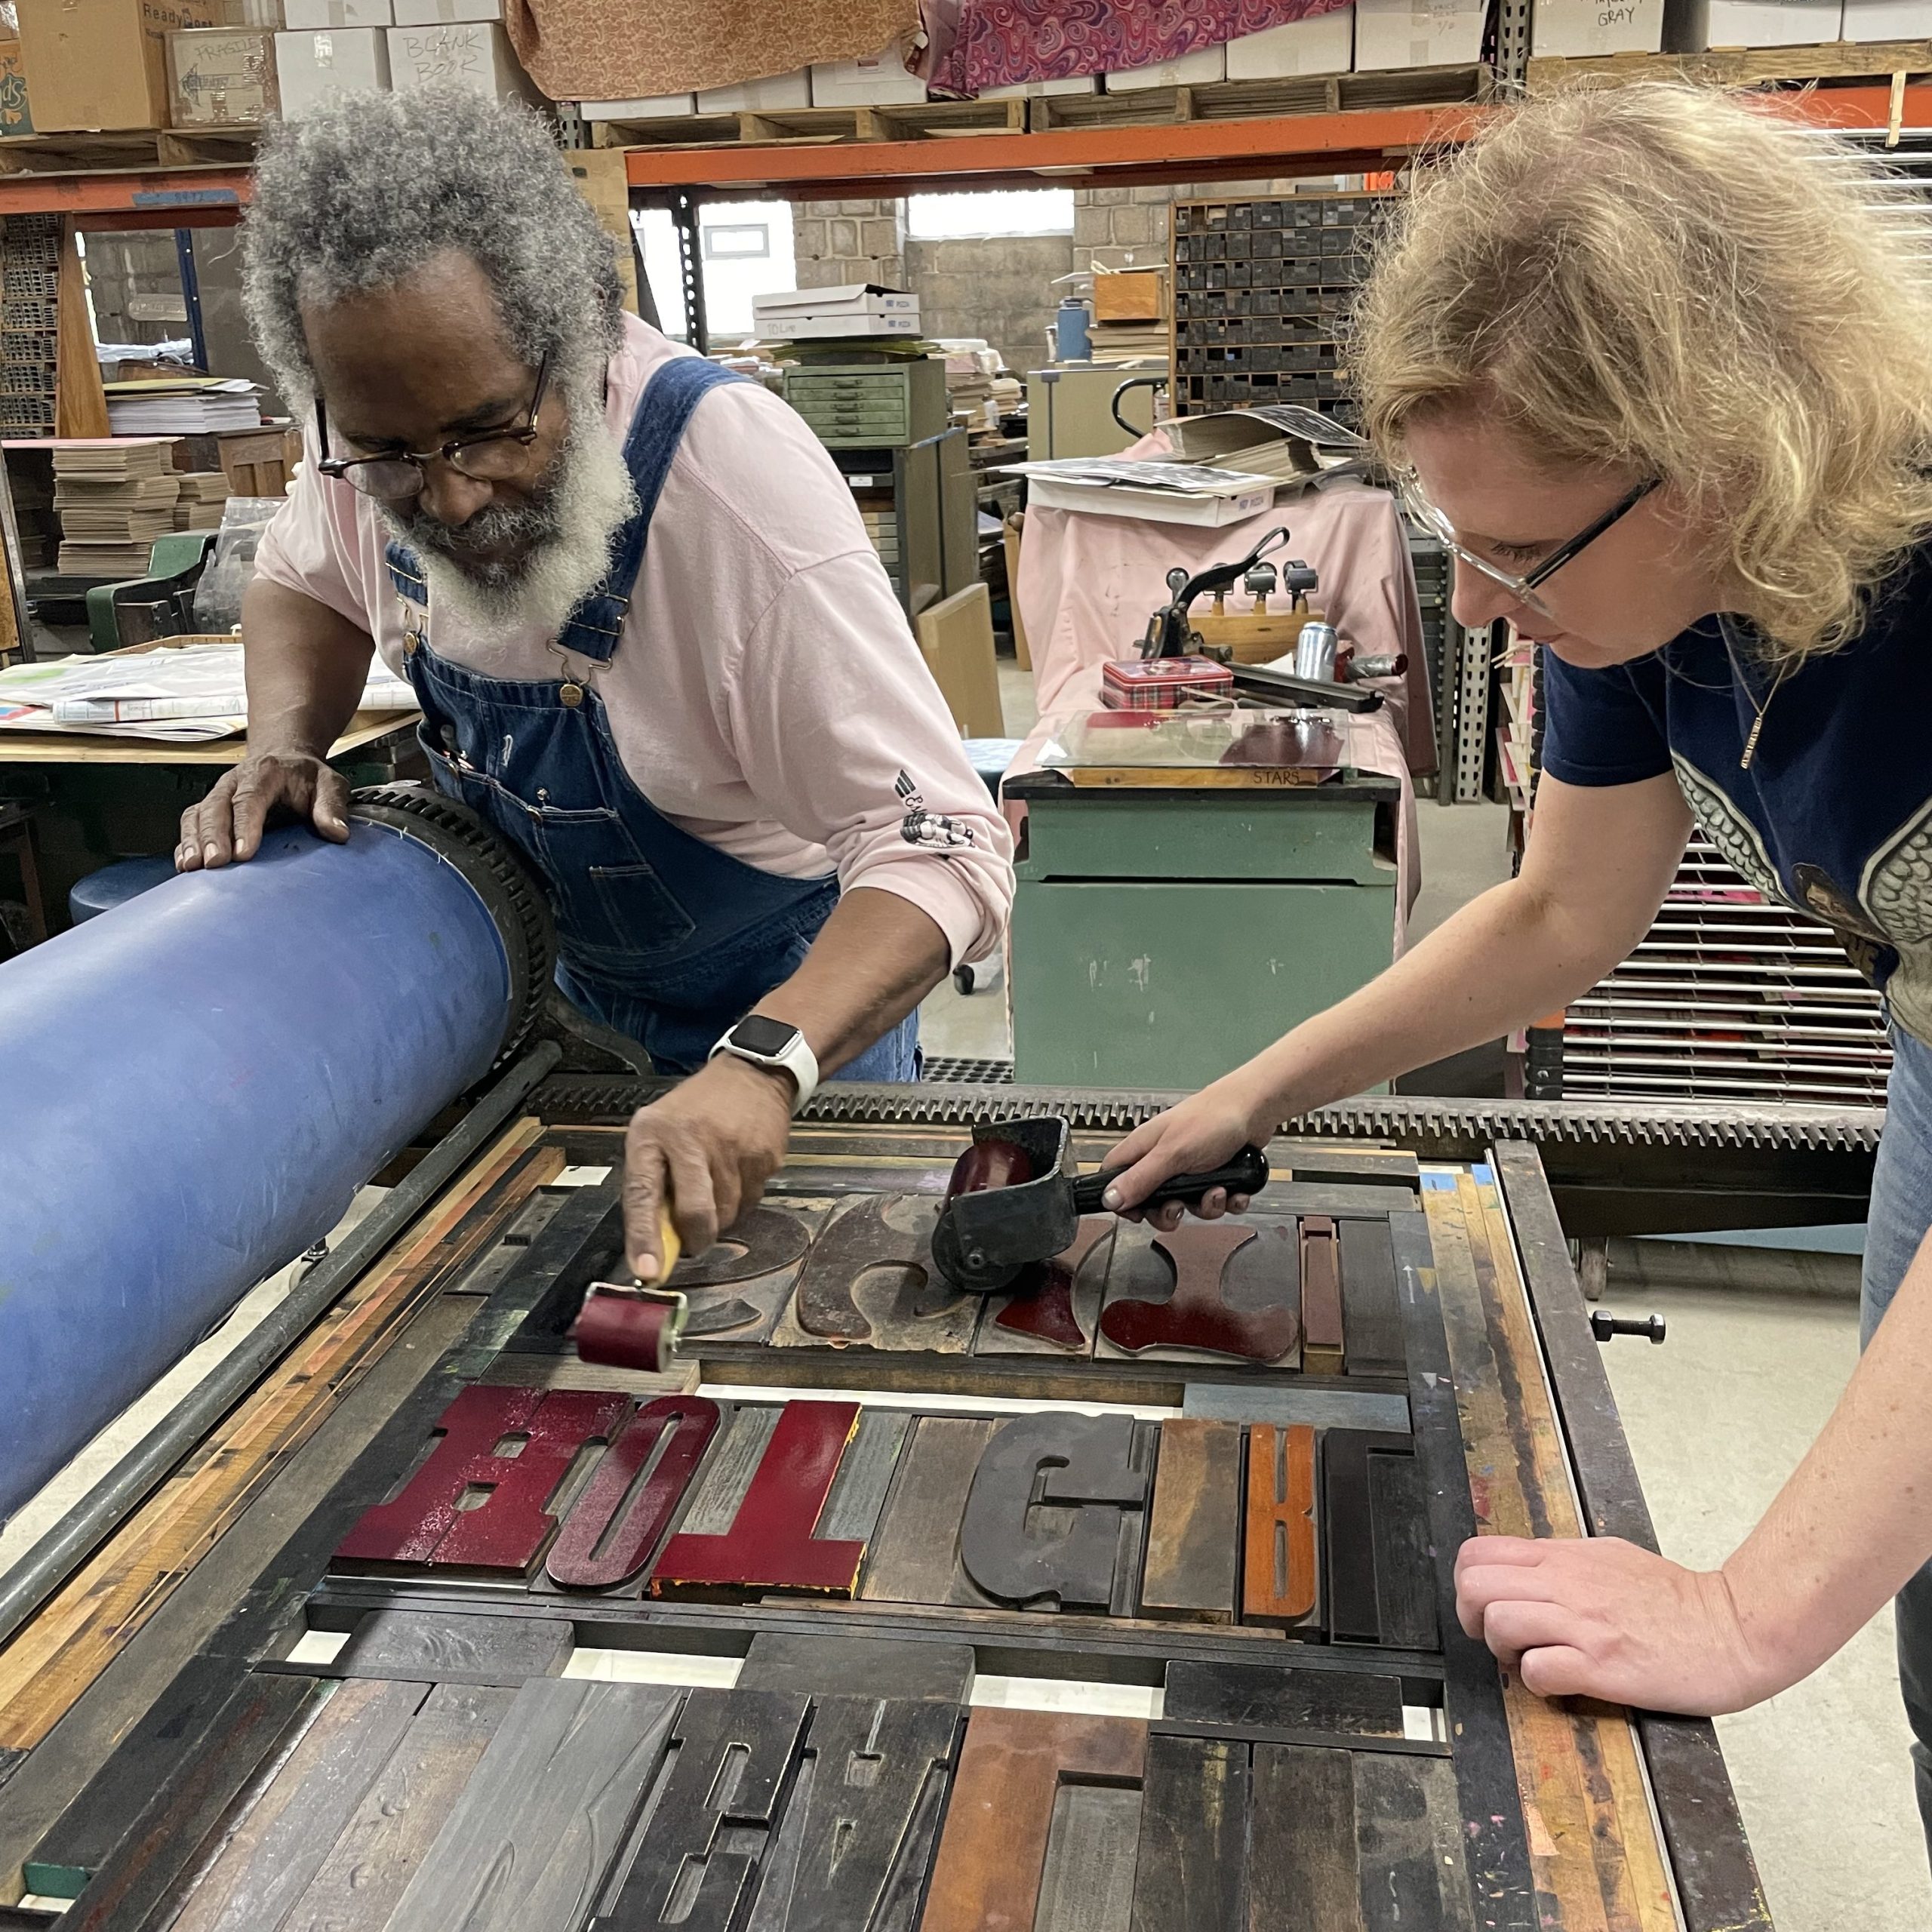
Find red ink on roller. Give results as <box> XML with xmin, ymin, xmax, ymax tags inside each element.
<box><xmin>575</xmin><ymin>1284</ymin><xmax>688</xmax><ymax>1372</ymax></box>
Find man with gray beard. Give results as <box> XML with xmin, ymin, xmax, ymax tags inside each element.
<box><xmin>177</xmin><ymin>89</ymin><xmax>1013</xmax><ymax>1280</ymax></box>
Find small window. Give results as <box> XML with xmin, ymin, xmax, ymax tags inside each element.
<box><xmin>907</xmin><ymin>189</ymin><xmax>1075</xmax><ymax>240</ymax></box>
<box><xmin>703</xmin><ymin>223</ymin><xmax>771</xmax><ymax>261</ymax></box>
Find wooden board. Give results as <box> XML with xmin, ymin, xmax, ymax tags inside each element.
<box><xmin>1138</xmin><ymin>1418</ymin><xmax>1242</xmax><ymax>1623</ymax></box>
<box><xmin>329</xmin><ymin>1610</ymin><xmax>573</xmax><ymax>1684</ymax></box>
<box><xmin>860</xmin><ymin>1416</ymin><xmax>997</xmax><ymax>1609</ymax></box>
<box><xmin>920</xmin><ymin>1706</ymin><xmax>1147</xmax><ymax>1932</ymax></box>
<box><xmin>912</xmin><ymin>583</ymin><xmax>1004</xmax><ymax>738</ymax></box>
<box><xmin>384</xmin><ymin>1678</ymin><xmax>681</xmax><ymax>1932</ymax></box>
<box><xmin>1338</xmin><ymin>1216</ymin><xmax>1405</xmax><ymax>1377</ymax></box>
<box><xmin>1129</xmin><ymin>1733</ymin><xmax>1246</xmax><ymax>1929</ymax></box>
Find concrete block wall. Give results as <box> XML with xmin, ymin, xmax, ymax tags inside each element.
<box><xmin>794</xmin><ymin>198</ymin><xmax>906</xmax><ymax>291</ymax></box>
<box><xmin>1070</xmin><ymin>175</ymin><xmax>1348</xmax><ymax>277</ymax></box>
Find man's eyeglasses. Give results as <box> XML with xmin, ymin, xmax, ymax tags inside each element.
<box><xmin>1400</xmin><ymin>472</ymin><xmax>1658</xmax><ymax>619</ymax></box>
<box><xmin>315</xmin><ymin>353</ymin><xmax>551</xmax><ymax>501</ymax></box>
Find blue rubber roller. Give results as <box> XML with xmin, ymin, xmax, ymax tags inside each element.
<box><xmin>0</xmin><ymin>788</ymin><xmax>551</xmax><ymax>1526</ymax></box>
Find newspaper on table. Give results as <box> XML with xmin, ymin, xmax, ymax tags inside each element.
<box><xmin>0</xmin><ymin>642</ymin><xmax>417</xmax><ymax>743</ymax></box>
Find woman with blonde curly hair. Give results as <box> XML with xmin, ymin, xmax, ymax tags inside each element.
<box><xmin>1105</xmin><ymin>82</ymin><xmax>1932</xmax><ymax>1844</ymax></box>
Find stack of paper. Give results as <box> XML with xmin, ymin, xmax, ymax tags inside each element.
<box><xmin>1001</xmin><ymin>455</ymin><xmax>1280</xmax><ymax>527</ymax></box>
<box><xmin>54</xmin><ymin>442</ymin><xmax>184</xmax><ymax>574</ymax></box>
<box><xmin>0</xmin><ymin>642</ymin><xmax>417</xmax><ymax>743</ymax></box>
<box><xmin>104</xmin><ymin>377</ymin><xmax>263</xmax><ymax>435</ymax></box>
<box><xmin>174</xmin><ymin>471</ymin><xmax>230</xmax><ymax>531</ymax></box>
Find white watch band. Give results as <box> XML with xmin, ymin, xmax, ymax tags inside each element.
<box><xmin>710</xmin><ymin>1023</ymin><xmax>820</xmax><ymax>1112</ymax></box>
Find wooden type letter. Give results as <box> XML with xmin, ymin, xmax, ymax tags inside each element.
<box><xmin>958</xmin><ymin>1412</ymin><xmax>1150</xmax><ymax>1614</ymax></box>
<box><xmin>548</xmin><ymin>1395</ymin><xmax>721</xmax><ymax>1589</ymax></box>
<box><xmin>1099</xmin><ymin>1223</ymin><xmax>1298</xmax><ymax>1361</ymax></box>
<box><xmin>1324</xmin><ymin>1431</ymin><xmax>1432</xmax><ymax>1647</ymax></box>
<box><xmin>994</xmin><ymin>1220</ymin><xmax>1112</xmax><ymax>1352</ymax></box>
<box><xmin>1241</xmin><ymin>1423</ymin><xmax>1318</xmax><ymax>1630</ymax></box>
<box><xmin>920</xmin><ymin>1707</ymin><xmax>1145</xmax><ymax>1932</ymax></box>
<box><xmin>651</xmin><ymin>1401</ymin><xmax>867</xmax><ymax>1598</ymax></box>
<box><xmin>334</xmin><ymin>1383</ymin><xmax>630</xmax><ymax>1571</ymax></box>
<box><xmin>792</xmin><ymin>1196</ymin><xmax>940</xmax><ymax>1343</ymax></box>
<box><xmin>1245</xmin><ymin>1746</ymin><xmax>1365</xmax><ymax>1932</ymax></box>
<box><xmin>860</xmin><ymin>1416</ymin><xmax>995</xmax><ymax>1607</ymax></box>
<box><xmin>1138</xmin><ymin>1419</ymin><xmax>1242</xmax><ymax>1623</ymax></box>
<box><xmin>1300</xmin><ymin>1215</ymin><xmax>1345</xmax><ymax>1374</ymax></box>
<box><xmin>167</xmin><ymin>1678</ymin><xmax>430</xmax><ymax>1932</ymax></box>
<box><xmin>748</xmin><ymin>1697</ymin><xmax>961</xmax><ymax>1930</ymax></box>
<box><xmin>386</xmin><ymin>1678</ymin><xmax>682</xmax><ymax>1932</ymax></box>
<box><xmin>596</xmin><ymin>1687</ymin><xmax>810</xmax><ymax>1930</ymax></box>
<box><xmin>1128</xmin><ymin>1734</ymin><xmax>1246</xmax><ymax>1931</ymax></box>
<box><xmin>1337</xmin><ymin>1217</ymin><xmax>1404</xmax><ymax>1377</ymax></box>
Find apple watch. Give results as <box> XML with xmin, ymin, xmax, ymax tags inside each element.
<box><xmin>709</xmin><ymin>1014</ymin><xmax>820</xmax><ymax>1111</ymax></box>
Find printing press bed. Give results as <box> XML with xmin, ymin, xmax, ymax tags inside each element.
<box><xmin>0</xmin><ymin>1063</ymin><xmax>1839</xmax><ymax>1931</ymax></box>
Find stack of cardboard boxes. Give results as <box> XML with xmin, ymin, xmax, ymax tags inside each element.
<box><xmin>275</xmin><ymin>0</ymin><xmax>537</xmax><ymax>122</ymax></box>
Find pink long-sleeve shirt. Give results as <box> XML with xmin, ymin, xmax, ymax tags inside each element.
<box><xmin>253</xmin><ymin>314</ymin><xmax>1014</xmax><ymax>968</ymax></box>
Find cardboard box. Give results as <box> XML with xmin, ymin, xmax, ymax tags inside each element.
<box><xmin>0</xmin><ymin>38</ymin><xmax>34</xmax><ymax>134</ymax></box>
<box><xmin>1666</xmin><ymin>0</ymin><xmax>1841</xmax><ymax>41</ymax></box>
<box><xmin>284</xmin><ymin>0</ymin><xmax>390</xmax><ymax>25</ymax></box>
<box><xmin>760</xmin><ymin>309</ymin><xmax>923</xmax><ymax>340</ymax></box>
<box><xmin>17</xmin><ymin>0</ymin><xmax>221</xmax><ymax>133</ymax></box>
<box><xmin>1107</xmin><ymin>45</ymin><xmax>1226</xmax><ymax>88</ymax></box>
<box><xmin>1227</xmin><ymin>10</ymin><xmax>1355</xmax><ymax>74</ymax></box>
<box><xmin>579</xmin><ymin>94</ymin><xmax>696</xmax><ymax>116</ymax></box>
<box><xmin>168</xmin><ymin>27</ymin><xmax>278</xmax><ymax>125</ymax></box>
<box><xmin>1092</xmin><ymin>266</ymin><xmax>1164</xmax><ymax>323</ymax></box>
<box><xmin>387</xmin><ymin>21</ymin><xmax>532</xmax><ymax>101</ymax></box>
<box><xmin>1531</xmin><ymin>0</ymin><xmax>1663</xmax><ymax>54</ymax></box>
<box><xmin>981</xmin><ymin>75</ymin><xmax>1097</xmax><ymax>97</ymax></box>
<box><xmin>696</xmin><ymin>69</ymin><xmax>811</xmax><ymax>111</ymax></box>
<box><xmin>274</xmin><ymin>26</ymin><xmax>389</xmax><ymax>117</ymax></box>
<box><xmin>392</xmin><ymin>0</ymin><xmax>500</xmax><ymax>20</ymax></box>
<box><xmin>1353</xmin><ymin>0</ymin><xmax>1485</xmax><ymax>68</ymax></box>
<box><xmin>809</xmin><ymin>50</ymin><xmax>924</xmax><ymax>106</ymax></box>
<box><xmin>1837</xmin><ymin>0</ymin><xmax>1919</xmax><ymax>37</ymax></box>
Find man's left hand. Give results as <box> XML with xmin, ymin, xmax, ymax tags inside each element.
<box><xmin>623</xmin><ymin>1055</ymin><xmax>794</xmax><ymax>1280</ymax></box>
<box><xmin>1454</xmin><ymin>1534</ymin><xmax>1787</xmax><ymax>1715</ymax></box>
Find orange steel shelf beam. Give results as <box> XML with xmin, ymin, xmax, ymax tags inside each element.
<box><xmin>0</xmin><ymin>77</ymin><xmax>1920</xmax><ymax>218</ymax></box>
<box><xmin>620</xmin><ymin>78</ymin><xmax>1932</xmax><ymax>199</ymax></box>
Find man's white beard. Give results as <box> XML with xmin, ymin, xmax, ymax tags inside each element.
<box><xmin>383</xmin><ymin>386</ymin><xmax>638</xmax><ymax>639</ymax></box>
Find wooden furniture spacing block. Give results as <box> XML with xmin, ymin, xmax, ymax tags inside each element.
<box><xmin>1099</xmin><ymin>1222</ymin><xmax>1299</xmax><ymax>1362</ymax></box>
<box><xmin>1337</xmin><ymin>1217</ymin><xmax>1404</xmax><ymax>1377</ymax></box>
<box><xmin>167</xmin><ymin>1677</ymin><xmax>430</xmax><ymax>1932</ymax></box>
<box><xmin>986</xmin><ymin>1219</ymin><xmax>1113</xmax><ymax>1353</ymax></box>
<box><xmin>1138</xmin><ymin>1419</ymin><xmax>1242</xmax><ymax>1623</ymax></box>
<box><xmin>736</xmin><ymin>1633</ymin><xmax>974</xmax><ymax>1703</ymax></box>
<box><xmin>752</xmin><ymin>1696</ymin><xmax>961</xmax><ymax>1930</ymax></box>
<box><xmin>1323</xmin><ymin>1430</ymin><xmax>1435</xmax><ymax>1649</ymax></box>
<box><xmin>1241</xmin><ymin>1423</ymin><xmax>1318</xmax><ymax>1630</ymax></box>
<box><xmin>332</xmin><ymin>1609</ymin><xmax>572</xmax><ymax>1684</ymax></box>
<box><xmin>1300</xmin><ymin>1215</ymin><xmax>1345</xmax><ymax>1374</ymax></box>
<box><xmin>1352</xmin><ymin>1752</ymin><xmax>1477</xmax><ymax>1932</ymax></box>
<box><xmin>787</xmin><ymin>1195</ymin><xmax>976</xmax><ymax>1349</ymax></box>
<box><xmin>1162</xmin><ymin>1660</ymin><xmax>1406</xmax><ymax>1740</ymax></box>
<box><xmin>385</xmin><ymin>1678</ymin><xmax>681</xmax><ymax>1932</ymax></box>
<box><xmin>958</xmin><ymin>1413</ymin><xmax>1152</xmax><ymax>1614</ymax></box>
<box><xmin>860</xmin><ymin>1416</ymin><xmax>996</xmax><ymax>1607</ymax></box>
<box><xmin>334</xmin><ymin>1383</ymin><xmax>629</xmax><ymax>1572</ymax></box>
<box><xmin>595</xmin><ymin>1687</ymin><xmax>810</xmax><ymax>1929</ymax></box>
<box><xmin>1245</xmin><ymin>1745</ymin><xmax>1365</xmax><ymax>1932</ymax></box>
<box><xmin>546</xmin><ymin>1395</ymin><xmax>720</xmax><ymax>1589</ymax></box>
<box><xmin>918</xmin><ymin>1706</ymin><xmax>1146</xmax><ymax>1932</ymax></box>
<box><xmin>1128</xmin><ymin>1733</ymin><xmax>1246</xmax><ymax>1930</ymax></box>
<box><xmin>651</xmin><ymin>1401</ymin><xmax>867</xmax><ymax>1598</ymax></box>
<box><xmin>283</xmin><ymin>1685</ymin><xmax>513</xmax><ymax>1932</ymax></box>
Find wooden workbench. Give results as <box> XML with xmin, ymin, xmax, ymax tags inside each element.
<box><xmin>0</xmin><ymin>712</ymin><xmax>408</xmax><ymax>768</ymax></box>
<box><xmin>0</xmin><ymin>1085</ymin><xmax>1769</xmax><ymax>1929</ymax></box>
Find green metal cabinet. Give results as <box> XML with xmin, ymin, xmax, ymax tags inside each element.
<box><xmin>1007</xmin><ymin>778</ymin><xmax>1399</xmax><ymax>1090</ymax></box>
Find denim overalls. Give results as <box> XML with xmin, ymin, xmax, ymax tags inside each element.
<box><xmin>390</xmin><ymin>355</ymin><xmax>919</xmax><ymax>1079</ymax></box>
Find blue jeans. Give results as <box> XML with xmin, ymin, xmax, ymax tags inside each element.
<box><xmin>1862</xmin><ymin>1023</ymin><xmax>1932</xmax><ymax>1854</ymax></box>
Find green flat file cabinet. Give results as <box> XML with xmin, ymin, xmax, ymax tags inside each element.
<box><xmin>1008</xmin><ymin>783</ymin><xmax>1398</xmax><ymax>1091</ymax></box>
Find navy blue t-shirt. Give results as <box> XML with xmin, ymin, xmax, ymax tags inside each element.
<box><xmin>1540</xmin><ymin>542</ymin><xmax>1932</xmax><ymax>1042</ymax></box>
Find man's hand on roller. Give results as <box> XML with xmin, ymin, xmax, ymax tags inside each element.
<box><xmin>177</xmin><ymin>750</ymin><xmax>352</xmax><ymax>870</ymax></box>
<box><xmin>1099</xmin><ymin>1072</ymin><xmax>1271</xmax><ymax>1230</ymax></box>
<box><xmin>623</xmin><ymin>1054</ymin><xmax>794</xmax><ymax>1281</ymax></box>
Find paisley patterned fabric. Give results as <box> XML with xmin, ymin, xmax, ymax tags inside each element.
<box><xmin>505</xmin><ymin>0</ymin><xmax>916</xmax><ymax>100</ymax></box>
<box><xmin>916</xmin><ymin>0</ymin><xmax>1355</xmax><ymax>94</ymax></box>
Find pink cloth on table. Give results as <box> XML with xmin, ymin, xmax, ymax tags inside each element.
<box><xmin>915</xmin><ymin>0</ymin><xmax>1354</xmax><ymax>93</ymax></box>
<box><xmin>1006</xmin><ymin>474</ymin><xmax>1426</xmax><ymax>937</ymax></box>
